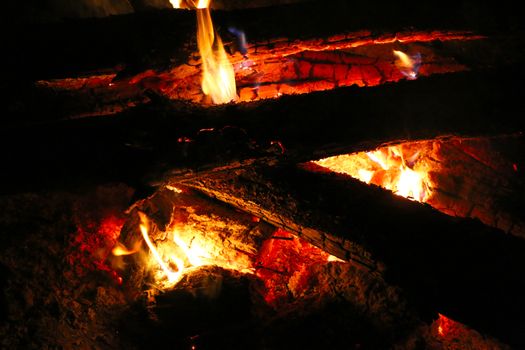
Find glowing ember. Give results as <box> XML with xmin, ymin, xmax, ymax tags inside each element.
<box><xmin>393</xmin><ymin>50</ymin><xmax>422</xmax><ymax>80</ymax></box>
<box><xmin>436</xmin><ymin>313</ymin><xmax>457</xmax><ymax>338</ymax></box>
<box><xmin>255</xmin><ymin>229</ymin><xmax>342</xmax><ymax>307</ymax></box>
<box><xmin>169</xmin><ymin>0</ymin><xmax>182</xmax><ymax>7</ymax></box>
<box><xmin>314</xmin><ymin>145</ymin><xmax>431</xmax><ymax>202</ymax></box>
<box><xmin>69</xmin><ymin>215</ymin><xmax>125</xmax><ymax>277</ymax></box>
<box><xmin>165</xmin><ymin>185</ymin><xmax>183</xmax><ymax>193</ymax></box>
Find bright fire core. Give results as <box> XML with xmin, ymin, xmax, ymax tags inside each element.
<box><xmin>137</xmin><ymin>211</ymin><xmax>253</xmax><ymax>289</ymax></box>
<box><xmin>314</xmin><ymin>145</ymin><xmax>432</xmax><ymax>202</ymax></box>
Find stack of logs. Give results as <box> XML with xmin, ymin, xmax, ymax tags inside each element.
<box><xmin>2</xmin><ymin>0</ymin><xmax>525</xmax><ymax>347</ymax></box>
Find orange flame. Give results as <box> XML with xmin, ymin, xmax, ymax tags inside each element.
<box><xmin>314</xmin><ymin>145</ymin><xmax>430</xmax><ymax>202</ymax></box>
<box><xmin>169</xmin><ymin>0</ymin><xmax>209</xmax><ymax>9</ymax></box>
<box><xmin>169</xmin><ymin>0</ymin><xmax>182</xmax><ymax>8</ymax></box>
<box><xmin>393</xmin><ymin>50</ymin><xmax>421</xmax><ymax>80</ymax></box>
<box><xmin>170</xmin><ymin>0</ymin><xmax>237</xmax><ymax>104</ymax></box>
<box><xmin>139</xmin><ymin>212</ymin><xmax>181</xmax><ymax>285</ymax></box>
<box><xmin>138</xmin><ymin>211</ymin><xmax>252</xmax><ymax>289</ymax></box>
<box><xmin>111</xmin><ymin>242</ymin><xmax>140</xmax><ymax>256</ymax></box>
<box><xmin>197</xmin><ymin>7</ymin><xmax>237</xmax><ymax>104</ymax></box>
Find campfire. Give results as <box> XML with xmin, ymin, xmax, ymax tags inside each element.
<box><xmin>1</xmin><ymin>0</ymin><xmax>524</xmax><ymax>349</ymax></box>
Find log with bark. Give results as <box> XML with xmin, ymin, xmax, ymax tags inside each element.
<box><xmin>183</xmin><ymin>163</ymin><xmax>525</xmax><ymax>347</ymax></box>
<box><xmin>313</xmin><ymin>136</ymin><xmax>525</xmax><ymax>237</ymax></box>
<box><xmin>6</xmin><ymin>29</ymin><xmax>524</xmax><ymax>123</ymax></box>
<box><xmin>1</xmin><ymin>66</ymin><xmax>524</xmax><ymax>194</ymax></box>
<box><xmin>3</xmin><ymin>0</ymin><xmax>525</xmax><ymax>124</ymax></box>
<box><xmin>4</xmin><ymin>0</ymin><xmax>523</xmax><ymax>82</ymax></box>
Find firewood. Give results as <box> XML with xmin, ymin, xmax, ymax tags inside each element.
<box><xmin>2</xmin><ymin>66</ymin><xmax>522</xmax><ymax>194</ymax></box>
<box><xmin>5</xmin><ymin>0</ymin><xmax>523</xmax><ymax>82</ymax></box>
<box><xmin>184</xmin><ymin>163</ymin><xmax>525</xmax><ymax>346</ymax></box>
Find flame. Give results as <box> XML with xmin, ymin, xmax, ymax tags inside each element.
<box><xmin>169</xmin><ymin>0</ymin><xmax>182</xmax><ymax>8</ymax></box>
<box><xmin>139</xmin><ymin>212</ymin><xmax>181</xmax><ymax>284</ymax></box>
<box><xmin>393</xmin><ymin>50</ymin><xmax>421</xmax><ymax>80</ymax></box>
<box><xmin>396</xmin><ymin>166</ymin><xmax>425</xmax><ymax>200</ymax></box>
<box><xmin>313</xmin><ymin>145</ymin><xmax>431</xmax><ymax>202</ymax></box>
<box><xmin>169</xmin><ymin>0</ymin><xmax>209</xmax><ymax>8</ymax></box>
<box><xmin>111</xmin><ymin>242</ymin><xmax>140</xmax><ymax>256</ymax></box>
<box><xmin>165</xmin><ymin>185</ymin><xmax>183</xmax><ymax>193</ymax></box>
<box><xmin>197</xmin><ymin>7</ymin><xmax>237</xmax><ymax>104</ymax></box>
<box><xmin>138</xmin><ymin>211</ymin><xmax>252</xmax><ymax>289</ymax></box>
<box><xmin>437</xmin><ymin>313</ymin><xmax>455</xmax><ymax>337</ymax></box>
<box><xmin>197</xmin><ymin>0</ymin><xmax>210</xmax><ymax>8</ymax></box>
<box><xmin>171</xmin><ymin>0</ymin><xmax>237</xmax><ymax>103</ymax></box>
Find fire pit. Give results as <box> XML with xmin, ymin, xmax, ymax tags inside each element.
<box><xmin>1</xmin><ymin>0</ymin><xmax>524</xmax><ymax>349</ymax></box>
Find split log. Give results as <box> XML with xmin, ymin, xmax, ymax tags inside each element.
<box><xmin>22</xmin><ymin>30</ymin><xmax>484</xmax><ymax>121</ymax></box>
<box><xmin>313</xmin><ymin>136</ymin><xmax>525</xmax><ymax>238</ymax></box>
<box><xmin>0</xmin><ymin>66</ymin><xmax>524</xmax><ymax>194</ymax></box>
<box><xmin>4</xmin><ymin>0</ymin><xmax>523</xmax><ymax>82</ymax></box>
<box><xmin>184</xmin><ymin>163</ymin><xmax>525</xmax><ymax>347</ymax></box>
<box><xmin>7</xmin><ymin>30</ymin><xmax>524</xmax><ymax>123</ymax></box>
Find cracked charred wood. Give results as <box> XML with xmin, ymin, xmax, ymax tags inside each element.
<box><xmin>314</xmin><ymin>136</ymin><xmax>525</xmax><ymax>238</ymax></box>
<box><xmin>6</xmin><ymin>31</ymin><xmax>525</xmax><ymax>123</ymax></box>
<box><xmin>4</xmin><ymin>0</ymin><xmax>523</xmax><ymax>82</ymax></box>
<box><xmin>0</xmin><ymin>66</ymin><xmax>524</xmax><ymax>194</ymax></box>
<box><xmin>184</xmin><ymin>163</ymin><xmax>525</xmax><ymax>347</ymax></box>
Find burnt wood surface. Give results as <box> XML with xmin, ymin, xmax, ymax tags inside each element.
<box><xmin>1</xmin><ymin>66</ymin><xmax>524</xmax><ymax>194</ymax></box>
<box><xmin>185</xmin><ymin>163</ymin><xmax>525</xmax><ymax>347</ymax></box>
<box><xmin>3</xmin><ymin>0</ymin><xmax>523</xmax><ymax>82</ymax></box>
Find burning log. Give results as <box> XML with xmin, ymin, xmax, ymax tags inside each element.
<box><xmin>5</xmin><ymin>0</ymin><xmax>525</xmax><ymax>123</ymax></box>
<box><xmin>313</xmin><ymin>137</ymin><xmax>525</xmax><ymax>238</ymax></box>
<box><xmin>112</xmin><ymin>187</ymin><xmax>432</xmax><ymax>348</ymax></box>
<box><xmin>5</xmin><ymin>0</ymin><xmax>523</xmax><ymax>83</ymax></box>
<box><xmin>184</xmin><ymin>164</ymin><xmax>525</xmax><ymax>346</ymax></box>
<box><xmin>115</xmin><ymin>187</ymin><xmax>275</xmax><ymax>291</ymax></box>
<box><xmin>1</xmin><ymin>67</ymin><xmax>524</xmax><ymax>194</ymax></box>
<box><xmin>11</xmin><ymin>31</ymin><xmax>524</xmax><ymax>122</ymax></box>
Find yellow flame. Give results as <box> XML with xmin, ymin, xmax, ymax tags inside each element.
<box><xmin>138</xmin><ymin>212</ymin><xmax>181</xmax><ymax>284</ymax></box>
<box><xmin>357</xmin><ymin>169</ymin><xmax>374</xmax><ymax>184</ymax></box>
<box><xmin>170</xmin><ymin>0</ymin><xmax>236</xmax><ymax>103</ymax></box>
<box><xmin>197</xmin><ymin>8</ymin><xmax>237</xmax><ymax>104</ymax></box>
<box><xmin>169</xmin><ymin>0</ymin><xmax>182</xmax><ymax>8</ymax></box>
<box><xmin>327</xmin><ymin>255</ymin><xmax>345</xmax><ymax>262</ymax></box>
<box><xmin>393</xmin><ymin>50</ymin><xmax>413</xmax><ymax>68</ymax></box>
<box><xmin>165</xmin><ymin>185</ymin><xmax>183</xmax><ymax>193</ymax></box>
<box><xmin>111</xmin><ymin>242</ymin><xmax>140</xmax><ymax>256</ymax></box>
<box><xmin>197</xmin><ymin>0</ymin><xmax>210</xmax><ymax>8</ymax></box>
<box><xmin>314</xmin><ymin>145</ymin><xmax>430</xmax><ymax>202</ymax></box>
<box><xmin>396</xmin><ymin>166</ymin><xmax>425</xmax><ymax>200</ymax></box>
<box><xmin>393</xmin><ymin>50</ymin><xmax>419</xmax><ymax>80</ymax></box>
<box><xmin>138</xmin><ymin>211</ymin><xmax>253</xmax><ymax>289</ymax></box>
<box><xmin>169</xmin><ymin>0</ymin><xmax>209</xmax><ymax>8</ymax></box>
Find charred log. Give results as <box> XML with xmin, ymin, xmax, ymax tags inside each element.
<box><xmin>184</xmin><ymin>163</ymin><xmax>525</xmax><ymax>347</ymax></box>
<box><xmin>6</xmin><ymin>31</ymin><xmax>525</xmax><ymax>123</ymax></box>
<box><xmin>4</xmin><ymin>0</ymin><xmax>523</xmax><ymax>82</ymax></box>
<box><xmin>314</xmin><ymin>136</ymin><xmax>525</xmax><ymax>238</ymax></box>
<box><xmin>1</xmin><ymin>67</ymin><xmax>524</xmax><ymax>194</ymax></box>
